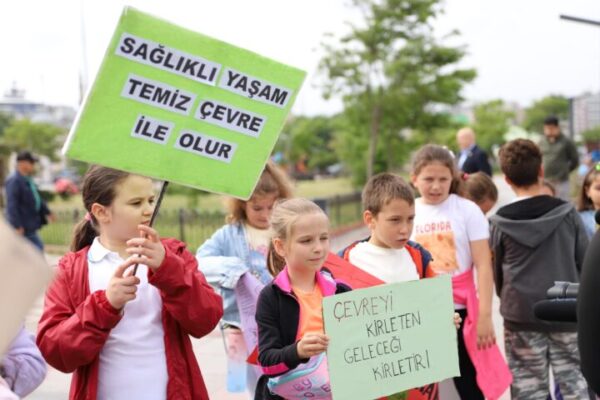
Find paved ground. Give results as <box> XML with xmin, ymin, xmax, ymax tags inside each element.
<box><xmin>25</xmin><ymin>178</ymin><xmax>516</xmax><ymax>399</ymax></box>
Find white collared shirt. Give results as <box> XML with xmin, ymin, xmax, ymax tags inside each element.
<box><xmin>87</xmin><ymin>237</ymin><xmax>168</xmax><ymax>400</ymax></box>
<box><xmin>458</xmin><ymin>145</ymin><xmax>475</xmax><ymax>170</ymax></box>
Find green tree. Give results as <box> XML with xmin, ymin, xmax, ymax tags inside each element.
<box><xmin>582</xmin><ymin>126</ymin><xmax>600</xmax><ymax>142</ymax></box>
<box><xmin>0</xmin><ymin>112</ymin><xmax>14</xmax><ymax>207</ymax></box>
<box><xmin>278</xmin><ymin>115</ymin><xmax>340</xmax><ymax>173</ymax></box>
<box><xmin>319</xmin><ymin>0</ymin><xmax>475</xmax><ymax>182</ymax></box>
<box><xmin>3</xmin><ymin>119</ymin><xmax>65</xmax><ymax>160</ymax></box>
<box><xmin>0</xmin><ymin>112</ymin><xmax>13</xmax><ymax>138</ymax></box>
<box><xmin>471</xmin><ymin>99</ymin><xmax>515</xmax><ymax>151</ymax></box>
<box><xmin>523</xmin><ymin>95</ymin><xmax>569</xmax><ymax>133</ymax></box>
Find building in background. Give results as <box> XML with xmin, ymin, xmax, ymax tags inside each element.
<box><xmin>571</xmin><ymin>92</ymin><xmax>600</xmax><ymax>137</ymax></box>
<box><xmin>0</xmin><ymin>84</ymin><xmax>78</xmax><ymax>195</ymax></box>
<box><xmin>0</xmin><ymin>84</ymin><xmax>76</xmax><ymax>129</ymax></box>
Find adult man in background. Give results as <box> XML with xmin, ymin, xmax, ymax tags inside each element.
<box><xmin>5</xmin><ymin>151</ymin><xmax>52</xmax><ymax>250</ymax></box>
<box><xmin>539</xmin><ymin>116</ymin><xmax>579</xmax><ymax>200</ymax></box>
<box><xmin>456</xmin><ymin>127</ymin><xmax>492</xmax><ymax>176</ymax></box>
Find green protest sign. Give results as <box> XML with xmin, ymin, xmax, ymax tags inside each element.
<box><xmin>323</xmin><ymin>276</ymin><xmax>459</xmax><ymax>400</ymax></box>
<box><xmin>63</xmin><ymin>7</ymin><xmax>306</xmax><ymax>199</ymax></box>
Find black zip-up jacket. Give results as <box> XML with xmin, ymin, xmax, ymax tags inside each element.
<box><xmin>254</xmin><ymin>267</ymin><xmax>350</xmax><ymax>400</ymax></box>
<box><xmin>578</xmin><ymin>224</ymin><xmax>600</xmax><ymax>395</ymax></box>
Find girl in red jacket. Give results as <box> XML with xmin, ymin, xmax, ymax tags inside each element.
<box><xmin>36</xmin><ymin>165</ymin><xmax>223</xmax><ymax>400</ymax></box>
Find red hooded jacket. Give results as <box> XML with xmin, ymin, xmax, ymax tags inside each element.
<box><xmin>36</xmin><ymin>238</ymin><xmax>223</xmax><ymax>400</ymax></box>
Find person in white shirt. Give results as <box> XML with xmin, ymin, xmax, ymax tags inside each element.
<box><xmin>36</xmin><ymin>165</ymin><xmax>222</xmax><ymax>400</ymax></box>
<box><xmin>410</xmin><ymin>145</ymin><xmax>510</xmax><ymax>400</ymax></box>
<box><xmin>339</xmin><ymin>172</ymin><xmax>457</xmax><ymax>399</ymax></box>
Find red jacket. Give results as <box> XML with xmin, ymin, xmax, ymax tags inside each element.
<box><xmin>36</xmin><ymin>239</ymin><xmax>223</xmax><ymax>400</ymax></box>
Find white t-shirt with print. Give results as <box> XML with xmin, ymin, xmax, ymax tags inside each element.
<box><xmin>411</xmin><ymin>194</ymin><xmax>489</xmax><ymax>276</ymax></box>
<box><xmin>348</xmin><ymin>241</ymin><xmax>419</xmax><ymax>284</ymax></box>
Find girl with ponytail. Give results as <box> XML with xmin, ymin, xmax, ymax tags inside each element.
<box><xmin>37</xmin><ymin>165</ymin><xmax>222</xmax><ymax>400</ymax></box>
<box><xmin>255</xmin><ymin>198</ymin><xmax>350</xmax><ymax>400</ymax></box>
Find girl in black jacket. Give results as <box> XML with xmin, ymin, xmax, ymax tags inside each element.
<box><xmin>254</xmin><ymin>199</ymin><xmax>350</xmax><ymax>400</ymax></box>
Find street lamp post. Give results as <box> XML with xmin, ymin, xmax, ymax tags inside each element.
<box><xmin>559</xmin><ymin>15</ymin><xmax>600</xmax><ymax>27</ymax></box>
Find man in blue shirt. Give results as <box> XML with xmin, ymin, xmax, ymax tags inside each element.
<box><xmin>5</xmin><ymin>151</ymin><xmax>53</xmax><ymax>250</ymax></box>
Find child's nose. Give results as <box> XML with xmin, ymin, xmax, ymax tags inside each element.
<box><xmin>315</xmin><ymin>241</ymin><xmax>327</xmax><ymax>254</ymax></box>
<box><xmin>261</xmin><ymin>209</ymin><xmax>271</xmax><ymax>219</ymax></box>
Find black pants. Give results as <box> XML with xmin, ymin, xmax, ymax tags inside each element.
<box><xmin>453</xmin><ymin>308</ymin><xmax>484</xmax><ymax>400</ymax></box>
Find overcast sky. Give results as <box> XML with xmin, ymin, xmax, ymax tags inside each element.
<box><xmin>1</xmin><ymin>0</ymin><xmax>599</xmax><ymax>115</ymax></box>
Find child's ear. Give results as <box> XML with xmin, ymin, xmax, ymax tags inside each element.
<box><xmin>364</xmin><ymin>210</ymin><xmax>375</xmax><ymax>229</ymax></box>
<box><xmin>91</xmin><ymin>203</ymin><xmax>110</xmax><ymax>224</ymax></box>
<box><xmin>410</xmin><ymin>174</ymin><xmax>417</xmax><ymax>185</ymax></box>
<box><xmin>273</xmin><ymin>237</ymin><xmax>286</xmax><ymax>258</ymax></box>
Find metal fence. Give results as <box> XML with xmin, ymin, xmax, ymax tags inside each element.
<box><xmin>40</xmin><ymin>192</ymin><xmax>363</xmax><ymax>253</ymax></box>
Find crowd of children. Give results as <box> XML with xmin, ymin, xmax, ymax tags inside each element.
<box><xmin>4</xmin><ymin>135</ymin><xmax>598</xmax><ymax>400</ymax></box>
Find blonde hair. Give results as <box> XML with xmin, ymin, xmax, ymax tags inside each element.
<box><xmin>267</xmin><ymin>198</ymin><xmax>328</xmax><ymax>277</ymax></box>
<box><xmin>226</xmin><ymin>161</ymin><xmax>293</xmax><ymax>224</ymax></box>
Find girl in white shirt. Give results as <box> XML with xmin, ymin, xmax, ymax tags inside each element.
<box><xmin>410</xmin><ymin>145</ymin><xmax>504</xmax><ymax>400</ymax></box>
<box><xmin>37</xmin><ymin>165</ymin><xmax>222</xmax><ymax>400</ymax></box>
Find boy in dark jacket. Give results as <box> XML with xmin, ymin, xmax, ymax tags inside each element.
<box><xmin>490</xmin><ymin>139</ymin><xmax>588</xmax><ymax>399</ymax></box>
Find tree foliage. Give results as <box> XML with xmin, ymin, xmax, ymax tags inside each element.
<box><xmin>0</xmin><ymin>112</ymin><xmax>13</xmax><ymax>139</ymax></box>
<box><xmin>471</xmin><ymin>99</ymin><xmax>515</xmax><ymax>152</ymax></box>
<box><xmin>0</xmin><ymin>112</ymin><xmax>14</xmax><ymax>206</ymax></box>
<box><xmin>582</xmin><ymin>126</ymin><xmax>600</xmax><ymax>142</ymax></box>
<box><xmin>3</xmin><ymin>119</ymin><xmax>65</xmax><ymax>160</ymax></box>
<box><xmin>523</xmin><ymin>95</ymin><xmax>569</xmax><ymax>133</ymax></box>
<box><xmin>277</xmin><ymin>115</ymin><xmax>341</xmax><ymax>173</ymax></box>
<box><xmin>319</xmin><ymin>0</ymin><xmax>475</xmax><ymax>183</ymax></box>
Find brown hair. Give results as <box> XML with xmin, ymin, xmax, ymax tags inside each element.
<box><xmin>541</xmin><ymin>180</ymin><xmax>556</xmax><ymax>196</ymax></box>
<box><xmin>411</xmin><ymin>145</ymin><xmax>462</xmax><ymax>195</ymax></box>
<box><xmin>362</xmin><ymin>172</ymin><xmax>414</xmax><ymax>215</ymax></box>
<box><xmin>498</xmin><ymin>139</ymin><xmax>541</xmax><ymax>187</ymax></box>
<box><xmin>70</xmin><ymin>165</ymin><xmax>131</xmax><ymax>251</ymax></box>
<box><xmin>266</xmin><ymin>198</ymin><xmax>327</xmax><ymax>277</ymax></box>
<box><xmin>226</xmin><ymin>161</ymin><xmax>293</xmax><ymax>224</ymax></box>
<box><xmin>463</xmin><ymin>172</ymin><xmax>498</xmax><ymax>204</ymax></box>
<box><xmin>577</xmin><ymin>165</ymin><xmax>600</xmax><ymax>211</ymax></box>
